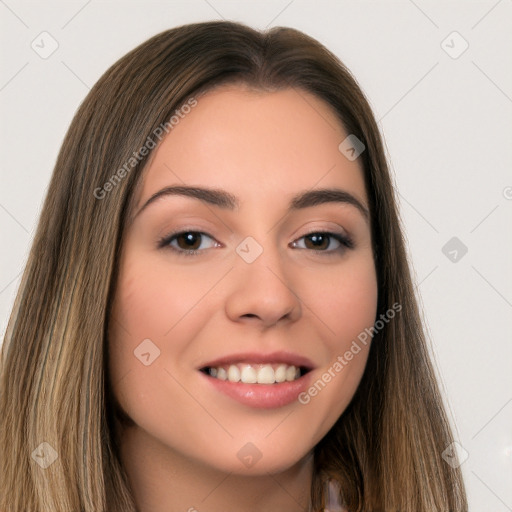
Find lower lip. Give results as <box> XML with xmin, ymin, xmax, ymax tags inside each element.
<box><xmin>199</xmin><ymin>371</ymin><xmax>313</xmax><ymax>409</ymax></box>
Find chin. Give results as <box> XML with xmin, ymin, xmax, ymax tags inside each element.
<box><xmin>197</xmin><ymin>439</ymin><xmax>312</xmax><ymax>476</ymax></box>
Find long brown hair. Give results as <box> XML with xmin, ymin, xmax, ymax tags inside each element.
<box><xmin>0</xmin><ymin>20</ymin><xmax>467</xmax><ymax>511</ymax></box>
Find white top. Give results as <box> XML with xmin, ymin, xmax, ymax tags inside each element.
<box><xmin>308</xmin><ymin>479</ymin><xmax>348</xmax><ymax>512</ymax></box>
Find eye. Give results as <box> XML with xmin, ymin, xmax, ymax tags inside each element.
<box><xmin>158</xmin><ymin>230</ymin><xmax>219</xmax><ymax>256</ymax></box>
<box><xmin>158</xmin><ymin>230</ymin><xmax>354</xmax><ymax>257</ymax></box>
<box><xmin>290</xmin><ymin>231</ymin><xmax>354</xmax><ymax>254</ymax></box>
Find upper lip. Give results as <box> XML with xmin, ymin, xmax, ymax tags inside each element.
<box><xmin>199</xmin><ymin>351</ymin><xmax>315</xmax><ymax>371</ymax></box>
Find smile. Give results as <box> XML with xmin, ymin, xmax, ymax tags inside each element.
<box><xmin>201</xmin><ymin>363</ymin><xmax>307</xmax><ymax>384</ymax></box>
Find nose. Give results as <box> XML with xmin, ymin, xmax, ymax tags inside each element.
<box><xmin>224</xmin><ymin>241</ymin><xmax>302</xmax><ymax>329</ymax></box>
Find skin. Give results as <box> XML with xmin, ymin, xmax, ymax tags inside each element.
<box><xmin>108</xmin><ymin>84</ymin><xmax>378</xmax><ymax>512</ymax></box>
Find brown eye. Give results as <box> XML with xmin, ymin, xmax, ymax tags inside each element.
<box><xmin>303</xmin><ymin>233</ymin><xmax>330</xmax><ymax>250</ymax></box>
<box><xmin>158</xmin><ymin>231</ymin><xmax>218</xmax><ymax>255</ymax></box>
<box><xmin>175</xmin><ymin>232</ymin><xmax>202</xmax><ymax>250</ymax></box>
<box><xmin>291</xmin><ymin>231</ymin><xmax>354</xmax><ymax>254</ymax></box>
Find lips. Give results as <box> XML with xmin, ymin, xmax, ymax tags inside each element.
<box><xmin>198</xmin><ymin>351</ymin><xmax>315</xmax><ymax>408</ymax></box>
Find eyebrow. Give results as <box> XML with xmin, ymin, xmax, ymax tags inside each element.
<box><xmin>135</xmin><ymin>185</ymin><xmax>370</xmax><ymax>223</ymax></box>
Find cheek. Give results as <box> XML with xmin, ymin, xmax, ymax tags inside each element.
<box><xmin>295</xmin><ymin>253</ymin><xmax>377</xmax><ymax>433</ymax></box>
<box><xmin>108</xmin><ymin>252</ymin><xmax>222</xmax><ymax>407</ymax></box>
<box><xmin>111</xmin><ymin>253</ymin><xmax>218</xmax><ymax>343</ymax></box>
<box><xmin>107</xmin><ymin>258</ymin><xmax>205</xmax><ymax>441</ymax></box>
<box><xmin>307</xmin><ymin>251</ymin><xmax>378</xmax><ymax>343</ymax></box>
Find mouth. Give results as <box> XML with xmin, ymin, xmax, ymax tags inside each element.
<box><xmin>198</xmin><ymin>352</ymin><xmax>315</xmax><ymax>409</ymax></box>
<box><xmin>200</xmin><ymin>363</ymin><xmax>311</xmax><ymax>384</ymax></box>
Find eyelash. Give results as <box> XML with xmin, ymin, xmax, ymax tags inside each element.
<box><xmin>157</xmin><ymin>229</ymin><xmax>354</xmax><ymax>257</ymax></box>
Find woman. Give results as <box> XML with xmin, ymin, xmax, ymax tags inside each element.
<box><xmin>0</xmin><ymin>20</ymin><xmax>467</xmax><ymax>511</ymax></box>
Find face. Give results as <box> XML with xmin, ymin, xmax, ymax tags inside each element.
<box><xmin>108</xmin><ymin>85</ymin><xmax>378</xmax><ymax>475</ymax></box>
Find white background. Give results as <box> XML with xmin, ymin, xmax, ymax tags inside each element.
<box><xmin>1</xmin><ymin>1</ymin><xmax>511</xmax><ymax>510</ymax></box>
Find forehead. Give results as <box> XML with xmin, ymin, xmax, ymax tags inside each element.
<box><xmin>134</xmin><ymin>85</ymin><xmax>367</xmax><ymax>211</ymax></box>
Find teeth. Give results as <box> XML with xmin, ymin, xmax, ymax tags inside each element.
<box><xmin>285</xmin><ymin>365</ymin><xmax>297</xmax><ymax>382</ymax></box>
<box><xmin>206</xmin><ymin>363</ymin><xmax>303</xmax><ymax>384</ymax></box>
<box><xmin>240</xmin><ymin>366</ymin><xmax>257</xmax><ymax>383</ymax></box>
<box><xmin>257</xmin><ymin>365</ymin><xmax>274</xmax><ymax>384</ymax></box>
<box><xmin>216</xmin><ymin>367</ymin><xmax>227</xmax><ymax>380</ymax></box>
<box><xmin>227</xmin><ymin>365</ymin><xmax>241</xmax><ymax>382</ymax></box>
<box><xmin>274</xmin><ymin>364</ymin><xmax>287</xmax><ymax>383</ymax></box>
